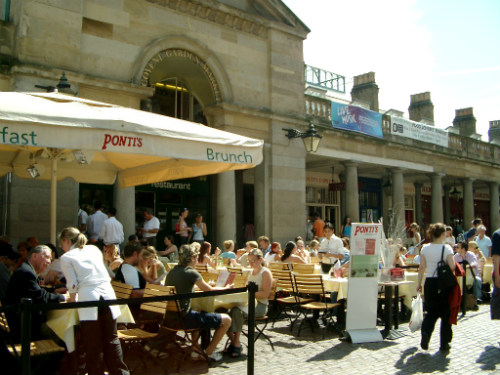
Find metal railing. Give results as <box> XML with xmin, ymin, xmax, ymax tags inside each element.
<box><xmin>305</xmin><ymin>65</ymin><xmax>345</xmax><ymax>93</ymax></box>
<box><xmin>1</xmin><ymin>283</ymin><xmax>258</xmax><ymax>375</ymax></box>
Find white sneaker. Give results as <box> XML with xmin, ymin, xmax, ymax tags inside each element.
<box><xmin>207</xmin><ymin>351</ymin><xmax>223</xmax><ymax>361</ymax></box>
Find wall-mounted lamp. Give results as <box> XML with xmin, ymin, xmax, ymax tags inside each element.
<box><xmin>450</xmin><ymin>181</ymin><xmax>461</xmax><ymax>201</ymax></box>
<box><xmin>35</xmin><ymin>72</ymin><xmax>76</xmax><ymax>95</ymax></box>
<box><xmin>382</xmin><ymin>179</ymin><xmax>393</xmax><ymax>196</ymax></box>
<box><xmin>283</xmin><ymin>121</ymin><xmax>323</xmax><ymax>153</ymax></box>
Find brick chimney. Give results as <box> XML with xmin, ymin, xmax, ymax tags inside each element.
<box><xmin>488</xmin><ymin>120</ymin><xmax>500</xmax><ymax>144</ymax></box>
<box><xmin>351</xmin><ymin>72</ymin><xmax>379</xmax><ymax>112</ymax></box>
<box><xmin>453</xmin><ymin>107</ymin><xmax>476</xmax><ymax>137</ymax></box>
<box><xmin>408</xmin><ymin>92</ymin><xmax>434</xmax><ymax>125</ymax></box>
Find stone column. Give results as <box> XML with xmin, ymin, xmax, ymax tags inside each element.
<box><xmin>254</xmin><ymin>145</ymin><xmax>270</xmax><ymax>238</ymax></box>
<box><xmin>216</xmin><ymin>171</ymin><xmax>237</xmax><ymax>244</ymax></box>
<box><xmin>431</xmin><ymin>173</ymin><xmax>444</xmax><ymax>223</ymax></box>
<box><xmin>344</xmin><ymin>162</ymin><xmax>359</xmax><ymax>222</ymax></box>
<box><xmin>443</xmin><ymin>185</ymin><xmax>451</xmax><ymax>225</ymax></box>
<box><xmin>490</xmin><ymin>182</ymin><xmax>500</xmax><ymax>231</ymax></box>
<box><xmin>392</xmin><ymin>169</ymin><xmax>405</xmax><ymax>230</ymax></box>
<box><xmin>414</xmin><ymin>182</ymin><xmax>423</xmax><ymax>227</ymax></box>
<box><xmin>114</xmin><ymin>185</ymin><xmax>135</xmax><ymax>246</ymax></box>
<box><xmin>462</xmin><ymin>178</ymin><xmax>475</xmax><ymax>228</ymax></box>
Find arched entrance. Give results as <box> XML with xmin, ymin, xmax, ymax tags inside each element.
<box><xmin>136</xmin><ymin>48</ymin><xmax>223</xmax><ymax>249</ymax></box>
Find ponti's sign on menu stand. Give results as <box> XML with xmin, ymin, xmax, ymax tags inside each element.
<box><xmin>345</xmin><ymin>223</ymin><xmax>383</xmax><ymax>343</ymax></box>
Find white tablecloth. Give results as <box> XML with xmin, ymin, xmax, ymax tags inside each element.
<box><xmin>46</xmin><ymin>305</ymin><xmax>134</xmax><ymax>353</ymax></box>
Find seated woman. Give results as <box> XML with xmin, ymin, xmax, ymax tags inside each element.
<box><xmin>392</xmin><ymin>245</ymin><xmax>407</xmax><ymax>268</ymax></box>
<box><xmin>103</xmin><ymin>244</ymin><xmax>123</xmax><ymax>277</ymax></box>
<box><xmin>468</xmin><ymin>240</ymin><xmax>486</xmax><ymax>278</ymax></box>
<box><xmin>264</xmin><ymin>242</ymin><xmax>282</xmax><ymax>264</ymax></box>
<box><xmin>157</xmin><ymin>235</ymin><xmax>178</xmax><ymax>262</ymax></box>
<box><xmin>308</xmin><ymin>239</ymin><xmax>320</xmax><ymax>257</ymax></box>
<box><xmin>227</xmin><ymin>249</ymin><xmax>272</xmax><ymax>357</ymax></box>
<box><xmin>138</xmin><ymin>246</ymin><xmax>167</xmax><ymax>285</ymax></box>
<box><xmin>221</xmin><ymin>240</ymin><xmax>239</xmax><ymax>266</ymax></box>
<box><xmin>281</xmin><ymin>241</ymin><xmax>306</xmax><ymax>264</ymax></box>
<box><xmin>196</xmin><ymin>241</ymin><xmax>219</xmax><ymax>269</ymax></box>
<box><xmin>295</xmin><ymin>240</ymin><xmax>310</xmax><ymax>263</ymax></box>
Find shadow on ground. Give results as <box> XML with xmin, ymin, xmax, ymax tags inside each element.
<box><xmin>394</xmin><ymin>346</ymin><xmax>450</xmax><ymax>375</ymax></box>
<box><xmin>476</xmin><ymin>345</ymin><xmax>500</xmax><ymax>372</ymax></box>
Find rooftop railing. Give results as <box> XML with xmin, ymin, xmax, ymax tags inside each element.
<box><xmin>305</xmin><ymin>94</ymin><xmax>500</xmax><ymax>166</ymax></box>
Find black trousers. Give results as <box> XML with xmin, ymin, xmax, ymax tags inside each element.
<box><xmin>80</xmin><ymin>302</ymin><xmax>129</xmax><ymax>375</ymax></box>
<box><xmin>422</xmin><ymin>278</ymin><xmax>452</xmax><ymax>347</ymax></box>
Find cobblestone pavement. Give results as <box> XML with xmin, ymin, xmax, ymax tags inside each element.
<box><xmin>143</xmin><ymin>303</ymin><xmax>500</xmax><ymax>375</ymax></box>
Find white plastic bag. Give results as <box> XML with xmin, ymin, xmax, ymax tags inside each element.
<box><xmin>409</xmin><ymin>294</ymin><xmax>423</xmax><ymax>332</ymax></box>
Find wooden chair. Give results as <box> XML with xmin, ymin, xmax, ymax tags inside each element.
<box><xmin>270</xmin><ymin>270</ymin><xmax>313</xmax><ymax>329</ymax></box>
<box><xmin>0</xmin><ymin>302</ymin><xmax>65</xmax><ymax>373</ymax></box>
<box><xmin>242</xmin><ymin>280</ymin><xmax>277</xmax><ymax>350</ymax></box>
<box><xmin>195</xmin><ymin>264</ymin><xmax>209</xmax><ymax>273</ymax></box>
<box><xmin>222</xmin><ymin>257</ymin><xmax>231</xmax><ymax>266</ymax></box>
<box><xmin>160</xmin><ymin>286</ymin><xmax>209</xmax><ymax>363</ymax></box>
<box><xmin>200</xmin><ymin>272</ymin><xmax>218</xmax><ymax>284</ymax></box>
<box><xmin>291</xmin><ymin>263</ymin><xmax>315</xmax><ymax>274</ymax></box>
<box><xmin>268</xmin><ymin>262</ymin><xmax>290</xmax><ymax>273</ymax></box>
<box><xmin>227</xmin><ymin>266</ymin><xmax>244</xmax><ymax>275</ymax></box>
<box><xmin>111</xmin><ymin>280</ymin><xmax>133</xmax><ymax>299</ymax></box>
<box><xmin>309</xmin><ymin>256</ymin><xmax>320</xmax><ymax>264</ymax></box>
<box><xmin>232</xmin><ymin>274</ymin><xmax>249</xmax><ymax>288</ymax></box>
<box><xmin>292</xmin><ymin>274</ymin><xmax>340</xmax><ymax>338</ymax></box>
<box><xmin>117</xmin><ymin>283</ymin><xmax>166</xmax><ymax>370</ymax></box>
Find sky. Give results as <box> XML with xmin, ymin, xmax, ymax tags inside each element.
<box><xmin>282</xmin><ymin>0</ymin><xmax>500</xmax><ymax>140</ymax></box>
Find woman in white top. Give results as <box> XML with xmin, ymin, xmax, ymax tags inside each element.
<box><xmin>264</xmin><ymin>242</ymin><xmax>282</xmax><ymax>264</ymax></box>
<box><xmin>281</xmin><ymin>241</ymin><xmax>306</xmax><ymax>264</ymax></box>
<box><xmin>59</xmin><ymin>227</ymin><xmax>129</xmax><ymax>375</ymax></box>
<box><xmin>416</xmin><ymin>223</ymin><xmax>456</xmax><ymax>353</ymax></box>
<box><xmin>227</xmin><ymin>249</ymin><xmax>272</xmax><ymax>358</ymax></box>
<box><xmin>409</xmin><ymin>222</ymin><xmax>422</xmax><ymax>254</ymax></box>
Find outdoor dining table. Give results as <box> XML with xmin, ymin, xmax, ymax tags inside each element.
<box><xmin>191</xmin><ymin>291</ymin><xmax>248</xmax><ymax>313</ymax></box>
<box><xmin>46</xmin><ymin>304</ymin><xmax>135</xmax><ymax>353</ymax></box>
<box><xmin>378</xmin><ymin>280</ymin><xmax>414</xmax><ymax>339</ymax></box>
<box><xmin>483</xmin><ymin>263</ymin><xmax>493</xmax><ymax>284</ymax></box>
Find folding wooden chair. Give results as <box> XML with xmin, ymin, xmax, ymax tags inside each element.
<box><xmin>227</xmin><ymin>266</ymin><xmax>244</xmax><ymax>275</ymax></box>
<box><xmin>232</xmin><ymin>274</ymin><xmax>249</xmax><ymax>288</ymax></box>
<box><xmin>0</xmin><ymin>302</ymin><xmax>65</xmax><ymax>373</ymax></box>
<box><xmin>195</xmin><ymin>264</ymin><xmax>209</xmax><ymax>273</ymax></box>
<box><xmin>291</xmin><ymin>263</ymin><xmax>314</xmax><ymax>274</ymax></box>
<box><xmin>111</xmin><ymin>280</ymin><xmax>133</xmax><ymax>299</ymax></box>
<box><xmin>160</xmin><ymin>286</ymin><xmax>209</xmax><ymax>363</ymax></box>
<box><xmin>117</xmin><ymin>283</ymin><xmax>166</xmax><ymax>371</ymax></box>
<box><xmin>268</xmin><ymin>262</ymin><xmax>290</xmax><ymax>273</ymax></box>
<box><xmin>200</xmin><ymin>271</ymin><xmax>218</xmax><ymax>284</ymax></box>
<box><xmin>270</xmin><ymin>270</ymin><xmax>313</xmax><ymax>329</ymax></box>
<box><xmin>293</xmin><ymin>274</ymin><xmax>340</xmax><ymax>338</ymax></box>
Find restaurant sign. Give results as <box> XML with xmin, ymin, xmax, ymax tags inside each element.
<box><xmin>390</xmin><ymin>116</ymin><xmax>449</xmax><ymax>147</ymax></box>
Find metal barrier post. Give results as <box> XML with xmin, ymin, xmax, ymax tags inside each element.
<box><xmin>20</xmin><ymin>298</ymin><xmax>32</xmax><ymax>375</ymax></box>
<box><xmin>247</xmin><ymin>282</ymin><xmax>257</xmax><ymax>375</ymax></box>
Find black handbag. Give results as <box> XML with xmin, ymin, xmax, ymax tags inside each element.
<box><xmin>436</xmin><ymin>245</ymin><xmax>456</xmax><ymax>291</ymax></box>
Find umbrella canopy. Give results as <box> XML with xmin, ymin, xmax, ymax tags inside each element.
<box><xmin>0</xmin><ymin>92</ymin><xmax>263</xmax><ymax>242</ymax></box>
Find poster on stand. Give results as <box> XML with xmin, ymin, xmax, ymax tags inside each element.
<box><xmin>346</xmin><ymin>223</ymin><xmax>383</xmax><ymax>343</ymax></box>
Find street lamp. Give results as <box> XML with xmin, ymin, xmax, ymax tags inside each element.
<box><xmin>450</xmin><ymin>181</ymin><xmax>461</xmax><ymax>201</ymax></box>
<box><xmin>283</xmin><ymin>121</ymin><xmax>323</xmax><ymax>152</ymax></box>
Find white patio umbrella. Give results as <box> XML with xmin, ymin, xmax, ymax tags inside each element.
<box><xmin>0</xmin><ymin>92</ymin><xmax>263</xmax><ymax>242</ymax></box>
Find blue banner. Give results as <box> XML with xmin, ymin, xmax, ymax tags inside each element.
<box><xmin>331</xmin><ymin>101</ymin><xmax>383</xmax><ymax>138</ymax></box>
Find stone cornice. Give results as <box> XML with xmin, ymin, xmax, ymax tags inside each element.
<box><xmin>145</xmin><ymin>0</ymin><xmax>308</xmax><ymax>39</ymax></box>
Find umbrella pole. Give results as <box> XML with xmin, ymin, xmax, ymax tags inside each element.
<box><xmin>50</xmin><ymin>157</ymin><xmax>57</xmax><ymax>244</ymax></box>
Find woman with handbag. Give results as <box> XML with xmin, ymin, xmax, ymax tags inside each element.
<box><xmin>416</xmin><ymin>222</ymin><xmax>456</xmax><ymax>352</ymax></box>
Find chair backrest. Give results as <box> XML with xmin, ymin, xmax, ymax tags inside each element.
<box><xmin>0</xmin><ymin>302</ymin><xmax>10</xmax><ymax>334</ymax></box>
<box><xmin>140</xmin><ymin>283</ymin><xmax>174</xmax><ymax>315</ymax></box>
<box><xmin>111</xmin><ymin>280</ymin><xmax>133</xmax><ymax>299</ymax></box>
<box><xmin>232</xmin><ymin>274</ymin><xmax>249</xmax><ymax>288</ymax></box>
<box><xmin>227</xmin><ymin>267</ymin><xmax>243</xmax><ymax>275</ymax></box>
<box><xmin>200</xmin><ymin>272</ymin><xmax>218</xmax><ymax>284</ymax></box>
<box><xmin>195</xmin><ymin>264</ymin><xmax>208</xmax><ymax>273</ymax></box>
<box><xmin>291</xmin><ymin>263</ymin><xmax>315</xmax><ymax>274</ymax></box>
<box><xmin>222</xmin><ymin>257</ymin><xmax>230</xmax><ymax>266</ymax></box>
<box><xmin>272</xmin><ymin>270</ymin><xmax>294</xmax><ymax>292</ymax></box>
<box><xmin>293</xmin><ymin>274</ymin><xmax>325</xmax><ymax>296</ymax></box>
<box><xmin>309</xmin><ymin>256</ymin><xmax>320</xmax><ymax>264</ymax></box>
<box><xmin>268</xmin><ymin>262</ymin><xmax>290</xmax><ymax>273</ymax></box>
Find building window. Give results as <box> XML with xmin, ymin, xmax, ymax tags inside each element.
<box><xmin>0</xmin><ymin>0</ymin><xmax>10</xmax><ymax>22</ymax></box>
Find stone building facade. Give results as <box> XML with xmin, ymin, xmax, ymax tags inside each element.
<box><xmin>0</xmin><ymin>0</ymin><xmax>499</xmax><ymax>247</ymax></box>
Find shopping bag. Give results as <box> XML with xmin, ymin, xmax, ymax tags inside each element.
<box><xmin>409</xmin><ymin>294</ymin><xmax>423</xmax><ymax>332</ymax></box>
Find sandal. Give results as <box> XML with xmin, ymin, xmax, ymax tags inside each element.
<box><xmin>231</xmin><ymin>346</ymin><xmax>242</xmax><ymax>358</ymax></box>
<box><xmin>223</xmin><ymin>344</ymin><xmax>235</xmax><ymax>355</ymax></box>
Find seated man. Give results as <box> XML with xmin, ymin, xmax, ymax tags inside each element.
<box><xmin>4</xmin><ymin>245</ymin><xmax>67</xmax><ymax>342</ymax></box>
<box><xmin>114</xmin><ymin>242</ymin><xmax>145</xmax><ymax>298</ymax></box>
<box><xmin>165</xmin><ymin>244</ymin><xmax>231</xmax><ymax>361</ymax></box>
